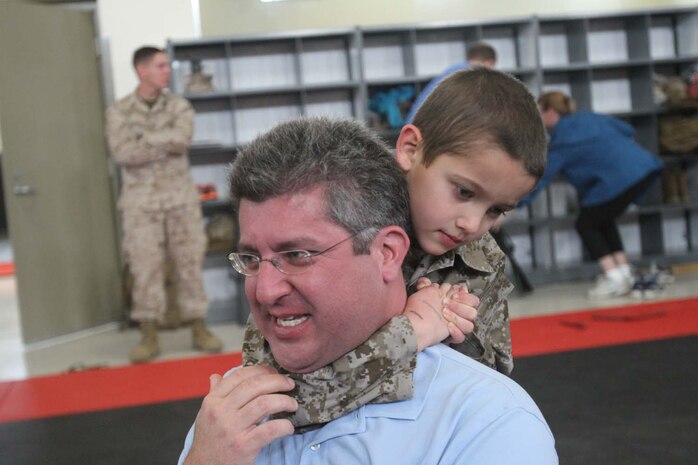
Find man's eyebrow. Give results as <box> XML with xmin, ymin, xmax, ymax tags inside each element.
<box><xmin>237</xmin><ymin>236</ymin><xmax>322</xmax><ymax>253</ymax></box>
<box><xmin>236</xmin><ymin>242</ymin><xmax>257</xmax><ymax>254</ymax></box>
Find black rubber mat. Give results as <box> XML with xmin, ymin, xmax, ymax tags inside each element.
<box><xmin>0</xmin><ymin>398</ymin><xmax>201</xmax><ymax>465</ymax></box>
<box><xmin>511</xmin><ymin>336</ymin><xmax>697</xmax><ymax>465</ymax></box>
<box><xmin>1</xmin><ymin>337</ymin><xmax>695</xmax><ymax>465</ymax></box>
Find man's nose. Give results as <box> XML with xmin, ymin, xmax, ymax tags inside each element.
<box><xmin>251</xmin><ymin>261</ymin><xmax>292</xmax><ymax>305</ymax></box>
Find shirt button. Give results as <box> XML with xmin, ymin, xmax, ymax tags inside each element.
<box><xmin>310</xmin><ymin>444</ymin><xmax>320</xmax><ymax>451</ymax></box>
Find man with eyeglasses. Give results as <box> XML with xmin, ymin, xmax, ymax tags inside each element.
<box><xmin>178</xmin><ymin>117</ymin><xmax>556</xmax><ymax>465</ymax></box>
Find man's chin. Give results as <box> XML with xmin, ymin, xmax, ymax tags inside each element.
<box><xmin>270</xmin><ymin>344</ymin><xmax>322</xmax><ymax>374</ymax></box>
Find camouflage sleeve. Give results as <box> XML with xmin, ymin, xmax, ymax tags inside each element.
<box><xmin>448</xmin><ymin>256</ymin><xmax>514</xmax><ymax>375</ymax></box>
<box><xmin>334</xmin><ymin>314</ymin><xmax>418</xmax><ymax>403</ymax></box>
<box><xmin>144</xmin><ymin>98</ymin><xmax>194</xmax><ymax>155</ymax></box>
<box><xmin>105</xmin><ymin>106</ymin><xmax>167</xmax><ymax>166</ymax></box>
<box><xmin>243</xmin><ymin>315</ymin><xmax>419</xmax><ymax>430</ymax></box>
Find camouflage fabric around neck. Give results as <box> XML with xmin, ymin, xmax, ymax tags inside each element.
<box><xmin>243</xmin><ymin>315</ymin><xmax>418</xmax><ymax>432</ymax></box>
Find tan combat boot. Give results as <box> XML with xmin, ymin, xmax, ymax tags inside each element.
<box><xmin>191</xmin><ymin>319</ymin><xmax>223</xmax><ymax>353</ymax></box>
<box><xmin>129</xmin><ymin>321</ymin><xmax>160</xmax><ymax>363</ymax></box>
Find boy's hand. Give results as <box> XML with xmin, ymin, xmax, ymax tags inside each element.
<box><xmin>404</xmin><ymin>278</ymin><xmax>479</xmax><ymax>351</ymax></box>
<box><xmin>441</xmin><ymin>283</ymin><xmax>479</xmax><ymax>344</ymax></box>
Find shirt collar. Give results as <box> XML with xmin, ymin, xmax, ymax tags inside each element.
<box><xmin>407</xmin><ymin>239</ymin><xmax>496</xmax><ymax>287</ymax></box>
<box><xmin>130</xmin><ymin>90</ymin><xmax>167</xmax><ymax>112</ymax></box>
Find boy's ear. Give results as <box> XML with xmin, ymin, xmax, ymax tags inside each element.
<box><xmin>370</xmin><ymin>226</ymin><xmax>410</xmax><ymax>283</ymax></box>
<box><xmin>395</xmin><ymin>124</ymin><xmax>423</xmax><ymax>172</ymax></box>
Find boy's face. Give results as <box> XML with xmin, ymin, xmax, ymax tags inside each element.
<box><xmin>397</xmin><ymin>128</ymin><xmax>536</xmax><ymax>256</ymax></box>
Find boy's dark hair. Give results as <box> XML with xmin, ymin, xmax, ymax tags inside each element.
<box><xmin>412</xmin><ymin>68</ymin><xmax>547</xmax><ymax>179</ymax></box>
<box><xmin>132</xmin><ymin>46</ymin><xmax>165</xmax><ymax>69</ymax></box>
<box><xmin>466</xmin><ymin>42</ymin><xmax>497</xmax><ymax>63</ymax></box>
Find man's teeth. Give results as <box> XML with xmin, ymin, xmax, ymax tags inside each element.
<box><xmin>275</xmin><ymin>315</ymin><xmax>309</xmax><ymax>327</ymax></box>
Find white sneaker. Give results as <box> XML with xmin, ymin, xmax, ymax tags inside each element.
<box><xmin>588</xmin><ymin>275</ymin><xmax>630</xmax><ymax>299</ymax></box>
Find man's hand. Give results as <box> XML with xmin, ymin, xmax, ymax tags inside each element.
<box><xmin>184</xmin><ymin>365</ymin><xmax>298</xmax><ymax>465</ymax></box>
<box><xmin>404</xmin><ymin>278</ymin><xmax>479</xmax><ymax>351</ymax></box>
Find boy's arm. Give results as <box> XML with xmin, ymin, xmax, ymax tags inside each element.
<box><xmin>405</xmin><ymin>278</ymin><xmax>479</xmax><ymax>350</ymax></box>
<box><xmin>448</xmin><ymin>252</ymin><xmax>515</xmax><ymax>375</ymax></box>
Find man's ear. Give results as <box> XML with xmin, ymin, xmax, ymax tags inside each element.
<box><xmin>371</xmin><ymin>226</ymin><xmax>410</xmax><ymax>283</ymax></box>
<box><xmin>395</xmin><ymin>124</ymin><xmax>423</xmax><ymax>173</ymax></box>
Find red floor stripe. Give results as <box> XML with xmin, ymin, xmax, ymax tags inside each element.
<box><xmin>511</xmin><ymin>296</ymin><xmax>698</xmax><ymax>357</ymax></box>
<box><xmin>0</xmin><ymin>262</ymin><xmax>14</xmax><ymax>276</ymax></box>
<box><xmin>0</xmin><ymin>352</ymin><xmax>241</xmax><ymax>424</ymax></box>
<box><xmin>1</xmin><ymin>297</ymin><xmax>696</xmax><ymax>424</ymax></box>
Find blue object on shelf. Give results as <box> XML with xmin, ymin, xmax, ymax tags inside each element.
<box><xmin>368</xmin><ymin>85</ymin><xmax>415</xmax><ymax>129</ymax></box>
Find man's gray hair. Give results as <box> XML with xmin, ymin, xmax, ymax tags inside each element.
<box><xmin>229</xmin><ymin>117</ymin><xmax>410</xmax><ymax>253</ymax></box>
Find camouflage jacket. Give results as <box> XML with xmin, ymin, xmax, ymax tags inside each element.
<box><xmin>105</xmin><ymin>91</ymin><xmax>199</xmax><ymax>212</ymax></box>
<box><xmin>243</xmin><ymin>315</ymin><xmax>417</xmax><ymax>432</ymax></box>
<box><xmin>242</xmin><ymin>232</ymin><xmax>512</xmax><ymax>430</ymax></box>
<box><xmin>404</xmin><ymin>232</ymin><xmax>514</xmax><ymax>375</ymax></box>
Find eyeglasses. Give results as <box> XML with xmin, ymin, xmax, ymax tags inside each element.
<box><xmin>228</xmin><ymin>231</ymin><xmax>362</xmax><ymax>276</ymax></box>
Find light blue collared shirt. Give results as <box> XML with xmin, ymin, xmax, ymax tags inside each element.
<box><xmin>178</xmin><ymin>344</ymin><xmax>558</xmax><ymax>465</ymax></box>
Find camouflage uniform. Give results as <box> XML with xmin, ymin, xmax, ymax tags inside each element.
<box><xmin>105</xmin><ymin>91</ymin><xmax>208</xmax><ymax>323</ymax></box>
<box><xmin>242</xmin><ymin>232</ymin><xmax>512</xmax><ymax>429</ymax></box>
<box><xmin>243</xmin><ymin>315</ymin><xmax>417</xmax><ymax>431</ymax></box>
<box><xmin>404</xmin><ymin>232</ymin><xmax>514</xmax><ymax>375</ymax></box>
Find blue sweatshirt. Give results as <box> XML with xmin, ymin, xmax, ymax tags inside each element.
<box><xmin>520</xmin><ymin>112</ymin><xmax>663</xmax><ymax>207</ymax></box>
<box><xmin>405</xmin><ymin>62</ymin><xmax>470</xmax><ymax>123</ymax></box>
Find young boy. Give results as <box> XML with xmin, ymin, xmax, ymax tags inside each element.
<box><xmin>396</xmin><ymin>67</ymin><xmax>547</xmax><ymax>373</ymax></box>
<box><xmin>243</xmin><ymin>67</ymin><xmax>547</xmax><ymax>429</ymax></box>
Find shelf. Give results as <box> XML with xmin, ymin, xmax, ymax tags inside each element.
<box><xmin>541</xmin><ymin>63</ymin><xmax>590</xmax><ymax>73</ymax></box>
<box><xmin>366</xmin><ymin>76</ymin><xmax>421</xmax><ymax>87</ymax></box>
<box><xmin>201</xmin><ymin>199</ymin><xmax>232</xmax><ymax>215</ymax></box>
<box><xmin>660</xmin><ymin>154</ymin><xmax>698</xmax><ymax>162</ymax></box>
<box><xmin>170</xmin><ymin>6</ymin><xmax>698</xmax><ymax>288</ymax></box>
<box><xmin>184</xmin><ymin>90</ymin><xmax>235</xmax><ymax>101</ymax></box>
<box><xmin>204</xmin><ymin>250</ymin><xmax>230</xmax><ymax>269</ymax></box>
<box><xmin>608</xmin><ymin>108</ymin><xmax>657</xmax><ymax>118</ymax></box>
<box><xmin>190</xmin><ymin>143</ymin><xmax>238</xmax><ymax>155</ymax></box>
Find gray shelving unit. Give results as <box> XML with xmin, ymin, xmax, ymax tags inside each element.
<box><xmin>168</xmin><ymin>6</ymin><xmax>698</xmax><ymax>319</ymax></box>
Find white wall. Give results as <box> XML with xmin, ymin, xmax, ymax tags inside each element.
<box><xmin>200</xmin><ymin>0</ymin><xmax>698</xmax><ymax>36</ymax></box>
<box><xmin>97</xmin><ymin>0</ymin><xmax>198</xmax><ymax>100</ymax></box>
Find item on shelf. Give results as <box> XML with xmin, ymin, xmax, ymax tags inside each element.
<box><xmin>368</xmin><ymin>85</ymin><xmax>415</xmax><ymax>129</ymax></box>
<box><xmin>186</xmin><ymin>58</ymin><xmax>214</xmax><ymax>93</ymax></box>
<box><xmin>659</xmin><ymin>116</ymin><xmax>698</xmax><ymax>154</ymax></box>
<box><xmin>662</xmin><ymin>76</ymin><xmax>688</xmax><ymax>106</ymax></box>
<box><xmin>652</xmin><ymin>73</ymin><xmax>668</xmax><ymax>105</ymax></box>
<box><xmin>206</xmin><ymin>213</ymin><xmax>236</xmax><ymax>253</ymax></box>
<box><xmin>196</xmin><ymin>183</ymin><xmax>218</xmax><ymax>202</ymax></box>
<box><xmin>662</xmin><ymin>168</ymin><xmax>689</xmax><ymax>204</ymax></box>
<box><xmin>682</xmin><ymin>64</ymin><xmax>698</xmax><ymax>99</ymax></box>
